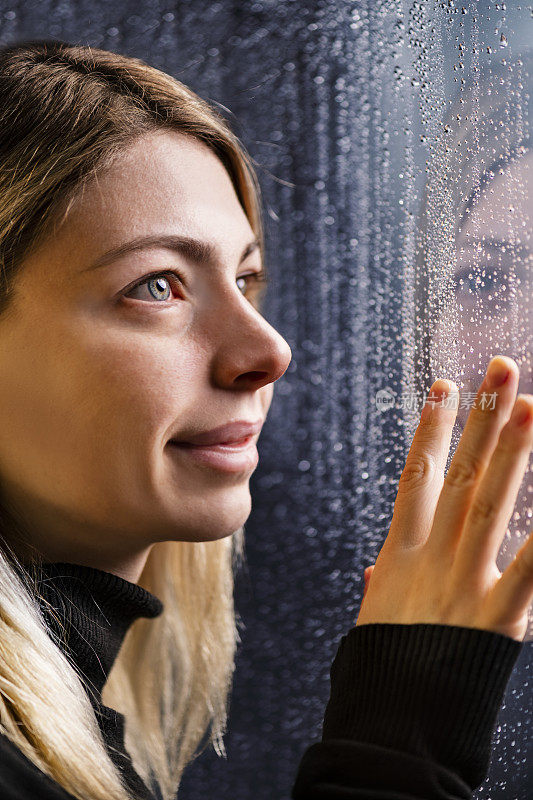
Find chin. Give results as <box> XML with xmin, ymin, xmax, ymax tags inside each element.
<box><xmin>172</xmin><ymin>522</ymin><xmax>248</xmax><ymax>544</ymax></box>
<box><xmin>212</xmin><ymin>487</ymin><xmax>252</xmax><ymax>530</ymax></box>
<box><xmin>163</xmin><ymin>487</ymin><xmax>252</xmax><ymax>543</ymax></box>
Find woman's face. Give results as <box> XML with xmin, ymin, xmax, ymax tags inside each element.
<box><xmin>435</xmin><ymin>149</ymin><xmax>532</xmax><ymax>429</ymax></box>
<box><xmin>430</xmin><ymin>148</ymin><xmax>532</xmax><ymax>562</ymax></box>
<box><xmin>0</xmin><ymin>130</ymin><xmax>292</xmax><ymax>572</ymax></box>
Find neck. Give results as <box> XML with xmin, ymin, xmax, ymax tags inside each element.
<box><xmin>42</xmin><ymin>550</ymin><xmax>154</xmax><ymax>584</ymax></box>
<box><xmin>0</xmin><ymin>492</ymin><xmax>154</xmax><ymax>583</ymax></box>
<box><xmin>6</xmin><ymin>529</ymin><xmax>154</xmax><ymax>584</ymax></box>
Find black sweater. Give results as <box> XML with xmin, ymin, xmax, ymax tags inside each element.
<box><xmin>0</xmin><ymin>562</ymin><xmax>525</xmax><ymax>800</ymax></box>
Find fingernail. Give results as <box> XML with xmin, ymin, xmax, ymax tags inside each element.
<box><xmin>488</xmin><ymin>359</ymin><xmax>510</xmax><ymax>388</ymax></box>
<box><xmin>421</xmin><ymin>379</ymin><xmax>457</xmax><ymax>419</ymax></box>
<box><xmin>431</xmin><ymin>379</ymin><xmax>451</xmax><ymax>401</ymax></box>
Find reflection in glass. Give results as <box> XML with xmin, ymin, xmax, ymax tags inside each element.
<box><xmin>414</xmin><ymin>54</ymin><xmax>532</xmax><ymax>635</ymax></box>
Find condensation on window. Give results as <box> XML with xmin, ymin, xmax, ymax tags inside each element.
<box><xmin>1</xmin><ymin>2</ymin><xmax>529</xmax><ymax>799</ymax></box>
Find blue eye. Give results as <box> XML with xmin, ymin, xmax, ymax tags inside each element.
<box><xmin>236</xmin><ymin>271</ymin><xmax>268</xmax><ymax>300</ymax></box>
<box><xmin>452</xmin><ymin>264</ymin><xmax>520</xmax><ymax>321</ymax></box>
<box><xmin>454</xmin><ymin>268</ymin><xmax>505</xmax><ymax>296</ymax></box>
<box><xmin>123</xmin><ymin>269</ymin><xmax>268</xmax><ymax>305</ymax></box>
<box><xmin>124</xmin><ymin>270</ymin><xmax>183</xmax><ymax>303</ymax></box>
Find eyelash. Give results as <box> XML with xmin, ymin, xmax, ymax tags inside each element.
<box><xmin>454</xmin><ymin>267</ymin><xmax>505</xmax><ymax>294</ymax></box>
<box><xmin>123</xmin><ymin>268</ymin><xmax>268</xmax><ymax>304</ymax></box>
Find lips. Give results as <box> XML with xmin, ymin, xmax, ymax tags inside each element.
<box><xmin>170</xmin><ymin>419</ymin><xmax>263</xmax><ymax>447</ymax></box>
<box><xmin>175</xmin><ymin>434</ymin><xmax>255</xmax><ymax>450</ymax></box>
<box><xmin>167</xmin><ymin>430</ymin><xmax>260</xmax><ymax>473</ymax></box>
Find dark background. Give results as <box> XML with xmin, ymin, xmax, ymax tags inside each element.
<box><xmin>0</xmin><ymin>2</ymin><xmax>530</xmax><ymax>798</ymax></box>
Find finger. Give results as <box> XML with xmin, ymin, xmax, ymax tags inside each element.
<box><xmin>453</xmin><ymin>393</ymin><xmax>533</xmax><ymax>581</ymax></box>
<box><xmin>388</xmin><ymin>379</ymin><xmax>458</xmax><ymax>549</ymax></box>
<box><xmin>428</xmin><ymin>355</ymin><xmax>519</xmax><ymax>555</ymax></box>
<box><xmin>487</xmin><ymin>527</ymin><xmax>533</xmax><ymax>632</ymax></box>
<box><xmin>356</xmin><ymin>566</ymin><xmax>376</xmax><ymax>624</ymax></box>
<box><xmin>363</xmin><ymin>565</ymin><xmax>375</xmax><ymax>597</ymax></box>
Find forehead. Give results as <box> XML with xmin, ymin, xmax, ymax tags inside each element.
<box><xmin>43</xmin><ymin>129</ymin><xmax>255</xmax><ymax>275</ymax></box>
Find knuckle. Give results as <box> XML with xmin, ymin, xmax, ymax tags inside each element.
<box><xmin>398</xmin><ymin>452</ymin><xmax>436</xmax><ymax>494</ymax></box>
<box><xmin>417</xmin><ymin>412</ymin><xmax>442</xmax><ymax>436</ymax></box>
<box><xmin>470</xmin><ymin>493</ymin><xmax>498</xmax><ymax>523</ymax></box>
<box><xmin>513</xmin><ymin>550</ymin><xmax>533</xmax><ymax>581</ymax></box>
<box><xmin>445</xmin><ymin>455</ymin><xmax>483</xmax><ymax>489</ymax></box>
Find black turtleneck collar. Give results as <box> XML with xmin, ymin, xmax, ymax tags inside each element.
<box><xmin>29</xmin><ymin>561</ymin><xmax>164</xmax><ymax>704</ymax></box>
<box><xmin>15</xmin><ymin>560</ymin><xmax>165</xmax><ymax>800</ymax></box>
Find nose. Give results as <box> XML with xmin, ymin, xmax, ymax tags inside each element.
<box><xmin>209</xmin><ymin>299</ymin><xmax>292</xmax><ymax>391</ymax></box>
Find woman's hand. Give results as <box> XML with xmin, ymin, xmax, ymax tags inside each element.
<box><xmin>356</xmin><ymin>355</ymin><xmax>533</xmax><ymax>642</ymax></box>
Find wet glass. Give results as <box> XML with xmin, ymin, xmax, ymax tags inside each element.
<box><xmin>0</xmin><ymin>2</ymin><xmax>530</xmax><ymax>798</ymax></box>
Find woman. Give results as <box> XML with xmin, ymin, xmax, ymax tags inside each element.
<box><xmin>410</xmin><ymin>53</ymin><xmax>533</xmax><ymax>797</ymax></box>
<box><xmin>416</xmin><ymin>53</ymin><xmax>532</xmax><ymax>577</ymax></box>
<box><xmin>0</xmin><ymin>39</ymin><xmax>530</xmax><ymax>800</ymax></box>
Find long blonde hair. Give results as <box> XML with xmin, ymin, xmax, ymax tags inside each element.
<box><xmin>0</xmin><ymin>38</ymin><xmax>265</xmax><ymax>800</ymax></box>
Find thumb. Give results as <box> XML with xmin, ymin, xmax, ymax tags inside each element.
<box><xmin>354</xmin><ymin>565</ymin><xmax>376</xmax><ymax>625</ymax></box>
<box><xmin>363</xmin><ymin>564</ymin><xmax>375</xmax><ymax>598</ymax></box>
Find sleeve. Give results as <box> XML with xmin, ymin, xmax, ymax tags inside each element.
<box><xmin>290</xmin><ymin>622</ymin><xmax>524</xmax><ymax>799</ymax></box>
<box><xmin>0</xmin><ymin>732</ymin><xmax>75</xmax><ymax>800</ymax></box>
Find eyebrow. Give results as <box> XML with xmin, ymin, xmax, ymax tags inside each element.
<box><xmin>84</xmin><ymin>234</ymin><xmax>260</xmax><ymax>272</ymax></box>
<box><xmin>459</xmin><ymin>237</ymin><xmax>531</xmax><ymax>257</ymax></box>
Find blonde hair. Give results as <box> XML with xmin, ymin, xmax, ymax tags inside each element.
<box><xmin>0</xmin><ymin>38</ymin><xmax>265</xmax><ymax>800</ymax></box>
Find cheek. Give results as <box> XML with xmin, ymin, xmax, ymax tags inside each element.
<box><xmin>261</xmin><ymin>383</ymin><xmax>274</xmax><ymax>413</ymax></box>
<box><xmin>431</xmin><ymin>284</ymin><xmax>531</xmax><ymax>362</ymax></box>
<box><xmin>0</xmin><ymin>325</ymin><xmax>97</xmax><ymax>494</ymax></box>
<box><xmin>0</xmin><ymin>317</ymin><xmax>199</xmax><ymax>489</ymax></box>
<box><xmin>429</xmin><ymin>289</ymin><xmax>533</xmax><ymax>425</ymax></box>
<box><xmin>65</xmin><ymin>329</ymin><xmax>201</xmax><ymax>454</ymax></box>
